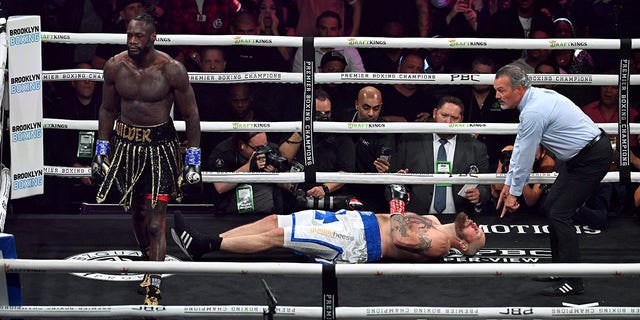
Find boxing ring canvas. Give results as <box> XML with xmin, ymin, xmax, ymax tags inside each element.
<box><xmin>4</xmin><ymin>212</ymin><xmax>640</xmax><ymax>312</ymax></box>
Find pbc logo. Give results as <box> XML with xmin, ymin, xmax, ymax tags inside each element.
<box><xmin>450</xmin><ymin>74</ymin><xmax>481</xmax><ymax>82</ymax></box>
<box><xmin>445</xmin><ymin>248</ymin><xmax>552</xmax><ymax>263</ymax></box>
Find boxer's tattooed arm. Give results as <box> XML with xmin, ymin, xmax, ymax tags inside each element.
<box><xmin>390</xmin><ymin>214</ymin><xmax>433</xmax><ymax>251</ymax></box>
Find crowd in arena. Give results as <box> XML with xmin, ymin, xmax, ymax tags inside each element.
<box><xmin>5</xmin><ymin>0</ymin><xmax>640</xmax><ymax>221</ymax></box>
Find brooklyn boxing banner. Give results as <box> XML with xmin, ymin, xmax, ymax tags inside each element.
<box><xmin>7</xmin><ymin>16</ymin><xmax>44</xmax><ymax>199</ymax></box>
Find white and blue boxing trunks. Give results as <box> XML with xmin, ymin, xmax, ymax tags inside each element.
<box><xmin>277</xmin><ymin>209</ymin><xmax>382</xmax><ymax>263</ymax></box>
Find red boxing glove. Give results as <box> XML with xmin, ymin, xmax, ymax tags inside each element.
<box><xmin>389</xmin><ymin>199</ymin><xmax>405</xmax><ymax>216</ymax></box>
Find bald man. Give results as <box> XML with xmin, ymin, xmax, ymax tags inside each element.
<box><xmin>351</xmin><ymin>86</ymin><xmax>397</xmax><ymax>211</ymax></box>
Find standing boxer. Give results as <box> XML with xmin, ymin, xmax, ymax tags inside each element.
<box><xmin>92</xmin><ymin>13</ymin><xmax>202</xmax><ymax>305</ymax></box>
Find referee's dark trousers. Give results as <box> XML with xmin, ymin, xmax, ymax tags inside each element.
<box><xmin>543</xmin><ymin>131</ymin><xmax>613</xmax><ymax>282</ymax></box>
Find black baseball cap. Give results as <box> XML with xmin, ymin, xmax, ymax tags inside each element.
<box><xmin>320</xmin><ymin>51</ymin><xmax>347</xmax><ymax>68</ymax></box>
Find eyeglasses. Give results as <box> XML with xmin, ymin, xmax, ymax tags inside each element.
<box><xmin>245</xmin><ymin>142</ymin><xmax>265</xmax><ymax>152</ymax></box>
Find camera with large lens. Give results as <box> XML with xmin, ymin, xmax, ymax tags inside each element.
<box><xmin>499</xmin><ymin>149</ymin><xmax>512</xmax><ymax>173</ymax></box>
<box><xmin>255</xmin><ymin>145</ymin><xmax>291</xmax><ymax>172</ymax></box>
<box><xmin>294</xmin><ymin>189</ymin><xmax>360</xmax><ymax>210</ymax></box>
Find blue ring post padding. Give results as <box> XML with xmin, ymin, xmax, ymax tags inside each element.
<box><xmin>0</xmin><ymin>233</ymin><xmax>23</xmax><ymax>306</ymax></box>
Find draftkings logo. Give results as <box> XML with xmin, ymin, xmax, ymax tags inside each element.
<box><xmin>445</xmin><ymin>248</ymin><xmax>552</xmax><ymax>263</ymax></box>
<box><xmin>65</xmin><ymin>250</ymin><xmax>181</xmax><ymax>281</ymax></box>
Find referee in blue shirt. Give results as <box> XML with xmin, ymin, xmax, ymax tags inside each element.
<box><xmin>494</xmin><ymin>65</ymin><xmax>613</xmax><ymax>296</ymax></box>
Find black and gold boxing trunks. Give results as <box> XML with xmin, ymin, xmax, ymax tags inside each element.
<box><xmin>96</xmin><ymin>120</ymin><xmax>182</xmax><ymax>209</ymax></box>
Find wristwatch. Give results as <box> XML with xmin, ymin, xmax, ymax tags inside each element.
<box><xmin>321</xmin><ymin>185</ymin><xmax>330</xmax><ymax>195</ymax></box>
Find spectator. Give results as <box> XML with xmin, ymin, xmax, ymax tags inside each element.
<box><xmin>397</xmin><ymin>95</ymin><xmax>491</xmax><ymax>214</ymax></box>
<box><xmin>207</xmin><ymin>132</ymin><xmax>287</xmax><ymax>214</ymax></box>
<box><xmin>350</xmin><ymin>86</ymin><xmax>397</xmax><ymax>212</ymax></box>
<box><xmin>279</xmin><ymin>89</ymin><xmax>356</xmax><ymax>208</ymax></box>
<box><xmin>44</xmin><ymin>62</ymin><xmax>103</xmax><ymax>213</ymax></box>
<box><xmin>190</xmin><ymin>46</ymin><xmax>230</xmax><ymax>163</ymax></box>
<box><xmin>162</xmin><ymin>0</ymin><xmax>241</xmax><ymax>70</ymax></box>
<box><xmin>257</xmin><ymin>0</ymin><xmax>298</xmax><ymax>37</ymax></box>
<box><xmin>359</xmin><ymin>0</ymin><xmax>430</xmax><ymax>37</ymax></box>
<box><xmin>91</xmin><ymin>1</ymin><xmax>147</xmax><ymax>69</ymax></box>
<box><xmin>223</xmin><ymin>83</ymin><xmax>277</xmax><ymax>123</ymax></box>
<box><xmin>317</xmin><ymin>50</ymin><xmax>359</xmax><ymax>122</ymax></box>
<box><xmin>294</xmin><ymin>0</ymin><xmax>362</xmax><ymax>36</ymax></box>
<box><xmin>431</xmin><ymin>0</ymin><xmax>491</xmax><ymax>70</ymax></box>
<box><xmin>380</xmin><ymin>51</ymin><xmax>438</xmax><ymax>122</ymax></box>
<box><xmin>510</xmin><ymin>29</ymin><xmax>551</xmax><ymax>74</ymax></box>
<box><xmin>361</xmin><ymin>20</ymin><xmax>406</xmax><ymax>73</ymax></box>
<box><xmin>489</xmin><ymin>0</ymin><xmax>554</xmax><ymax>67</ymax></box>
<box><xmin>226</xmin><ymin>11</ymin><xmax>290</xmax><ymax>72</ymax></box>
<box><xmin>258</xmin><ymin>0</ymin><xmax>298</xmax><ymax>63</ymax></box>
<box><xmin>552</xmin><ymin>17</ymin><xmax>597</xmax><ymax>106</ymax></box>
<box><xmin>425</xmin><ymin>47</ymin><xmax>465</xmax><ymax>102</ymax></box>
<box><xmin>460</xmin><ymin>56</ymin><xmax>519</xmax><ymax>172</ymax></box>
<box><xmin>533</xmin><ymin>59</ymin><xmax>559</xmax><ymax>90</ymax></box>
<box><xmin>292</xmin><ymin>10</ymin><xmax>365</xmax><ymax>73</ymax></box>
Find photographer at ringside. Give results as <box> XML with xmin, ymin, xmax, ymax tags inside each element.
<box><xmin>490</xmin><ymin>145</ymin><xmax>554</xmax><ymax>216</ymax></box>
<box><xmin>207</xmin><ymin>131</ymin><xmax>289</xmax><ymax>214</ymax></box>
<box><xmin>279</xmin><ymin>89</ymin><xmax>357</xmax><ymax>211</ymax></box>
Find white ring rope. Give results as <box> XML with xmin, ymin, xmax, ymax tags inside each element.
<box><xmin>41</xmin><ymin>167</ymin><xmax>636</xmax><ymax>184</ymax></box>
<box><xmin>0</xmin><ymin>305</ymin><xmax>637</xmax><ymax>319</ymax></box>
<box><xmin>1</xmin><ymin>305</ymin><xmax>639</xmax><ymax>319</ymax></box>
<box><xmin>3</xmin><ymin>259</ymin><xmax>640</xmax><ymax>278</ymax></box>
<box><xmin>40</xmin><ymin>32</ymin><xmax>640</xmax><ymax>50</ymax></box>
<box><xmin>43</xmin><ymin>118</ymin><xmax>638</xmax><ymax>135</ymax></box>
<box><xmin>40</xmin><ymin>32</ymin><xmax>303</xmax><ymax>47</ymax></box>
<box><xmin>42</xmin><ymin>69</ymin><xmax>640</xmax><ymax>86</ymax></box>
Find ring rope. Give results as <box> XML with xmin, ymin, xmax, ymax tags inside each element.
<box><xmin>42</xmin><ymin>69</ymin><xmax>640</xmax><ymax>86</ymax></box>
<box><xmin>3</xmin><ymin>259</ymin><xmax>640</xmax><ymax>278</ymax></box>
<box><xmin>43</xmin><ymin>119</ymin><xmax>640</xmax><ymax>135</ymax></box>
<box><xmin>40</xmin><ymin>32</ymin><xmax>639</xmax><ymax>51</ymax></box>
<box><xmin>1</xmin><ymin>305</ymin><xmax>639</xmax><ymax>319</ymax></box>
<box><xmin>43</xmin><ymin>164</ymin><xmax>639</xmax><ymax>184</ymax></box>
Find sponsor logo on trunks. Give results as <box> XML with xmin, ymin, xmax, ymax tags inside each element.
<box><xmin>309</xmin><ymin>227</ymin><xmax>355</xmax><ymax>241</ymax></box>
<box><xmin>116</xmin><ymin>122</ymin><xmax>152</xmax><ymax>142</ymax></box>
<box><xmin>65</xmin><ymin>250</ymin><xmax>181</xmax><ymax>281</ymax></box>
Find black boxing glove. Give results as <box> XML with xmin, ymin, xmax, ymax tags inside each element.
<box><xmin>91</xmin><ymin>140</ymin><xmax>110</xmax><ymax>186</ymax></box>
<box><xmin>180</xmin><ymin>147</ymin><xmax>203</xmax><ymax>195</ymax></box>
<box><xmin>385</xmin><ymin>184</ymin><xmax>410</xmax><ymax>215</ymax></box>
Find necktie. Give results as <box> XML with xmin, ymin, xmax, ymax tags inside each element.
<box><xmin>434</xmin><ymin>138</ymin><xmax>447</xmax><ymax>214</ymax></box>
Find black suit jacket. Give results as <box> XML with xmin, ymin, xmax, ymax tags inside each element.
<box><xmin>397</xmin><ymin>133</ymin><xmax>490</xmax><ymax>214</ymax></box>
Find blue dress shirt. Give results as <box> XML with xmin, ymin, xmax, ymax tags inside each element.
<box><xmin>506</xmin><ymin>87</ymin><xmax>601</xmax><ymax>196</ymax></box>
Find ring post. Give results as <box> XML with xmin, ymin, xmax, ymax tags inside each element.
<box><xmin>0</xmin><ymin>233</ymin><xmax>22</xmax><ymax>306</ymax></box>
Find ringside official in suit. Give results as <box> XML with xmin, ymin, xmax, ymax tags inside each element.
<box><xmin>397</xmin><ymin>96</ymin><xmax>490</xmax><ymax>215</ymax></box>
